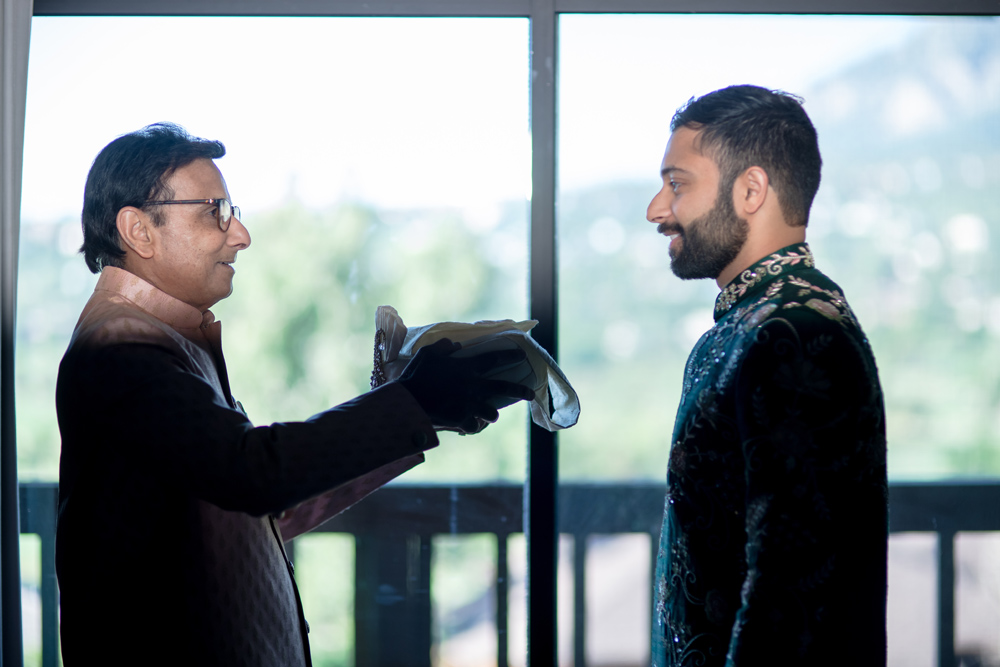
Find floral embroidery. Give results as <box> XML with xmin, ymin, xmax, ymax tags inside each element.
<box><xmin>715</xmin><ymin>245</ymin><xmax>814</xmax><ymax>317</ymax></box>
<box><xmin>805</xmin><ymin>298</ymin><xmax>842</xmax><ymax>321</ymax></box>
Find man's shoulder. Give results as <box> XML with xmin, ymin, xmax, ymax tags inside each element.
<box><xmin>733</xmin><ymin>267</ymin><xmax>881</xmax><ymax>387</ymax></box>
<box><xmin>60</xmin><ymin>298</ymin><xmax>170</xmax><ymax>389</ymax></box>
<box><xmin>707</xmin><ymin>266</ymin><xmax>854</xmax><ymax>355</ymax></box>
<box><xmin>69</xmin><ymin>290</ymin><xmax>183</xmax><ymax>354</ymax></box>
<box><xmin>745</xmin><ymin>267</ymin><xmax>865</xmax><ymax>336</ymax></box>
<box><xmin>718</xmin><ymin>265</ymin><xmax>876</xmax><ymax>370</ymax></box>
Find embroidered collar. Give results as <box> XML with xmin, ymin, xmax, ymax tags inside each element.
<box><xmin>714</xmin><ymin>244</ymin><xmax>815</xmax><ymax>319</ymax></box>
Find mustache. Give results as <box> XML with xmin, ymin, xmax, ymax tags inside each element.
<box><xmin>657</xmin><ymin>223</ymin><xmax>683</xmax><ymax>236</ymax></box>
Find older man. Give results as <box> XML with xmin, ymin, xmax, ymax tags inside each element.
<box><xmin>55</xmin><ymin>123</ymin><xmax>531</xmax><ymax>665</ymax></box>
<box><xmin>646</xmin><ymin>86</ymin><xmax>887</xmax><ymax>666</ymax></box>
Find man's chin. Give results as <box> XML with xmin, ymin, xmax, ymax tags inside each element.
<box><xmin>670</xmin><ymin>255</ymin><xmax>720</xmax><ymax>281</ymax></box>
<box><xmin>670</xmin><ymin>266</ymin><xmax>709</xmax><ymax>281</ymax></box>
<box><xmin>205</xmin><ymin>282</ymin><xmax>235</xmax><ymax>309</ymax></box>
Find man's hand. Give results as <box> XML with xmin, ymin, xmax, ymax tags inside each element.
<box><xmin>397</xmin><ymin>338</ymin><xmax>535</xmax><ymax>434</ymax></box>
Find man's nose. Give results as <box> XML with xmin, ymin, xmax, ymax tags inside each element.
<box><xmin>647</xmin><ymin>187</ymin><xmax>672</xmax><ymax>224</ymax></box>
<box><xmin>228</xmin><ymin>217</ymin><xmax>252</xmax><ymax>249</ymax></box>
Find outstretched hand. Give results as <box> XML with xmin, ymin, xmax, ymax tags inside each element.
<box><xmin>397</xmin><ymin>338</ymin><xmax>535</xmax><ymax>434</ymax></box>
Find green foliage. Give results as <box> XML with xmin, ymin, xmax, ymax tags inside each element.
<box><xmin>209</xmin><ymin>197</ymin><xmax>531</xmax><ymax>481</ymax></box>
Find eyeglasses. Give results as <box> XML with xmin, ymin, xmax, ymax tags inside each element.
<box><xmin>142</xmin><ymin>198</ymin><xmax>241</xmax><ymax>232</ymax></box>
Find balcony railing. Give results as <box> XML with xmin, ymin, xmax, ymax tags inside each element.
<box><xmin>18</xmin><ymin>480</ymin><xmax>1000</xmax><ymax>667</ymax></box>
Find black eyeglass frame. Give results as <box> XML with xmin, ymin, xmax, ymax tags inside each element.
<box><xmin>142</xmin><ymin>198</ymin><xmax>241</xmax><ymax>231</ymax></box>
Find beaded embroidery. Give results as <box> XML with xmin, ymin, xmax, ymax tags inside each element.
<box><xmin>370</xmin><ymin>328</ymin><xmax>387</xmax><ymax>389</ymax></box>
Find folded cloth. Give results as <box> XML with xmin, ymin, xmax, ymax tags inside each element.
<box><xmin>371</xmin><ymin>305</ymin><xmax>580</xmax><ymax>432</ymax></box>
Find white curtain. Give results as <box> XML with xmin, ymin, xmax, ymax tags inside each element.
<box><xmin>1</xmin><ymin>0</ymin><xmax>32</xmax><ymax>664</ymax></box>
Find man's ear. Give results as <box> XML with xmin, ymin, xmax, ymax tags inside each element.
<box><xmin>116</xmin><ymin>207</ymin><xmax>155</xmax><ymax>259</ymax></box>
<box><xmin>734</xmin><ymin>166</ymin><xmax>769</xmax><ymax>217</ymax></box>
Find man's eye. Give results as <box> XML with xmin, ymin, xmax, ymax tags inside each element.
<box><xmin>669</xmin><ymin>181</ymin><xmax>680</xmax><ymax>192</ymax></box>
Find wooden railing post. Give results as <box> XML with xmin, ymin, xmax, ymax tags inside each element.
<box><xmin>18</xmin><ymin>483</ymin><xmax>59</xmax><ymax>667</ymax></box>
<box><xmin>497</xmin><ymin>533</ymin><xmax>510</xmax><ymax>667</ymax></box>
<box><xmin>354</xmin><ymin>533</ymin><xmax>433</xmax><ymax>667</ymax></box>
<box><xmin>936</xmin><ymin>527</ymin><xmax>956</xmax><ymax>667</ymax></box>
<box><xmin>572</xmin><ymin>533</ymin><xmax>587</xmax><ymax>667</ymax></box>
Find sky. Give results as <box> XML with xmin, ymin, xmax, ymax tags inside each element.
<box><xmin>20</xmin><ymin>14</ymin><xmax>932</xmax><ymax>224</ymax></box>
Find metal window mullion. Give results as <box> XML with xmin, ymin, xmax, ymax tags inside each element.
<box><xmin>527</xmin><ymin>0</ymin><xmax>558</xmax><ymax>666</ymax></box>
<box><xmin>553</xmin><ymin>0</ymin><xmax>997</xmax><ymax>13</ymax></box>
<box><xmin>2</xmin><ymin>2</ymin><xmax>32</xmax><ymax>666</ymax></box>
<box><xmin>31</xmin><ymin>0</ymin><xmax>533</xmax><ymax>17</ymax></box>
<box><xmin>30</xmin><ymin>0</ymin><xmax>1000</xmax><ymax>16</ymax></box>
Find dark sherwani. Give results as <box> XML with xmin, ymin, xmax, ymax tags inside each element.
<box><xmin>651</xmin><ymin>244</ymin><xmax>888</xmax><ymax>667</ymax></box>
<box><xmin>57</xmin><ymin>268</ymin><xmax>435</xmax><ymax>666</ymax></box>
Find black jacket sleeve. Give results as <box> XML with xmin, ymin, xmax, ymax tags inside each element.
<box><xmin>57</xmin><ymin>341</ymin><xmax>438</xmax><ymax>518</ymax></box>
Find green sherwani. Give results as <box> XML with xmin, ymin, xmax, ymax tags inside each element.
<box><xmin>652</xmin><ymin>244</ymin><xmax>888</xmax><ymax>667</ymax></box>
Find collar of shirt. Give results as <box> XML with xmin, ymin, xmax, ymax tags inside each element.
<box><xmin>713</xmin><ymin>243</ymin><xmax>815</xmax><ymax>320</ymax></box>
<box><xmin>89</xmin><ymin>267</ymin><xmax>231</xmax><ymax>401</ymax></box>
<box><xmin>94</xmin><ymin>266</ymin><xmax>217</xmax><ymax>331</ymax></box>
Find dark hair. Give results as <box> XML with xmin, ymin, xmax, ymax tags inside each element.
<box><xmin>671</xmin><ymin>85</ymin><xmax>821</xmax><ymax>227</ymax></box>
<box><xmin>80</xmin><ymin>123</ymin><xmax>226</xmax><ymax>273</ymax></box>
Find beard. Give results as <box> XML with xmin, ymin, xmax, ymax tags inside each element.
<box><xmin>666</xmin><ymin>186</ymin><xmax>749</xmax><ymax>280</ymax></box>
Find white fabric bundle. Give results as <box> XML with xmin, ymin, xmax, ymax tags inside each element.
<box><xmin>374</xmin><ymin>305</ymin><xmax>580</xmax><ymax>432</ymax></box>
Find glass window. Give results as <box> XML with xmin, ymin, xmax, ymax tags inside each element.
<box><xmin>19</xmin><ymin>16</ymin><xmax>530</xmax><ymax>482</ymax></box>
<box><xmin>18</xmin><ymin>15</ymin><xmax>529</xmax><ymax>664</ymax></box>
<box><xmin>17</xmin><ymin>9</ymin><xmax>1000</xmax><ymax>666</ymax></box>
<box><xmin>557</xmin><ymin>14</ymin><xmax>1000</xmax><ymax>667</ymax></box>
<box><xmin>887</xmin><ymin>533</ymin><xmax>936</xmax><ymax>666</ymax></box>
<box><xmin>955</xmin><ymin>532</ymin><xmax>1000</xmax><ymax>665</ymax></box>
<box><xmin>557</xmin><ymin>14</ymin><xmax>1000</xmax><ymax>482</ymax></box>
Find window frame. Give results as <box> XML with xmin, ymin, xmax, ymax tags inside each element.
<box><xmin>5</xmin><ymin>2</ymin><xmax>997</xmax><ymax>665</ymax></box>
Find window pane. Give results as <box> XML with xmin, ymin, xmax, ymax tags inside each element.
<box><xmin>888</xmin><ymin>533</ymin><xmax>936</xmax><ymax>667</ymax></box>
<box><xmin>955</xmin><ymin>532</ymin><xmax>1000</xmax><ymax>666</ymax></box>
<box><xmin>19</xmin><ymin>535</ymin><xmax>41</xmax><ymax>666</ymax></box>
<box><xmin>431</xmin><ymin>534</ymin><xmax>497</xmax><ymax>666</ymax></box>
<box><xmin>557</xmin><ymin>14</ymin><xmax>1000</xmax><ymax>481</ymax></box>
<box><xmin>584</xmin><ymin>534</ymin><xmax>650</xmax><ymax>666</ymax></box>
<box><xmin>18</xmin><ymin>15</ymin><xmax>529</xmax><ymax>664</ymax></box>
<box><xmin>294</xmin><ymin>534</ymin><xmax>356</xmax><ymax>666</ymax></box>
<box><xmin>18</xmin><ymin>16</ymin><xmax>530</xmax><ymax>483</ymax></box>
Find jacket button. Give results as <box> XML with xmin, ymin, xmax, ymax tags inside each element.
<box><xmin>412</xmin><ymin>431</ymin><xmax>428</xmax><ymax>448</ymax></box>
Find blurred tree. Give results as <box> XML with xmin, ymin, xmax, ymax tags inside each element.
<box><xmin>213</xmin><ymin>197</ymin><xmax>530</xmax><ymax>482</ymax></box>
